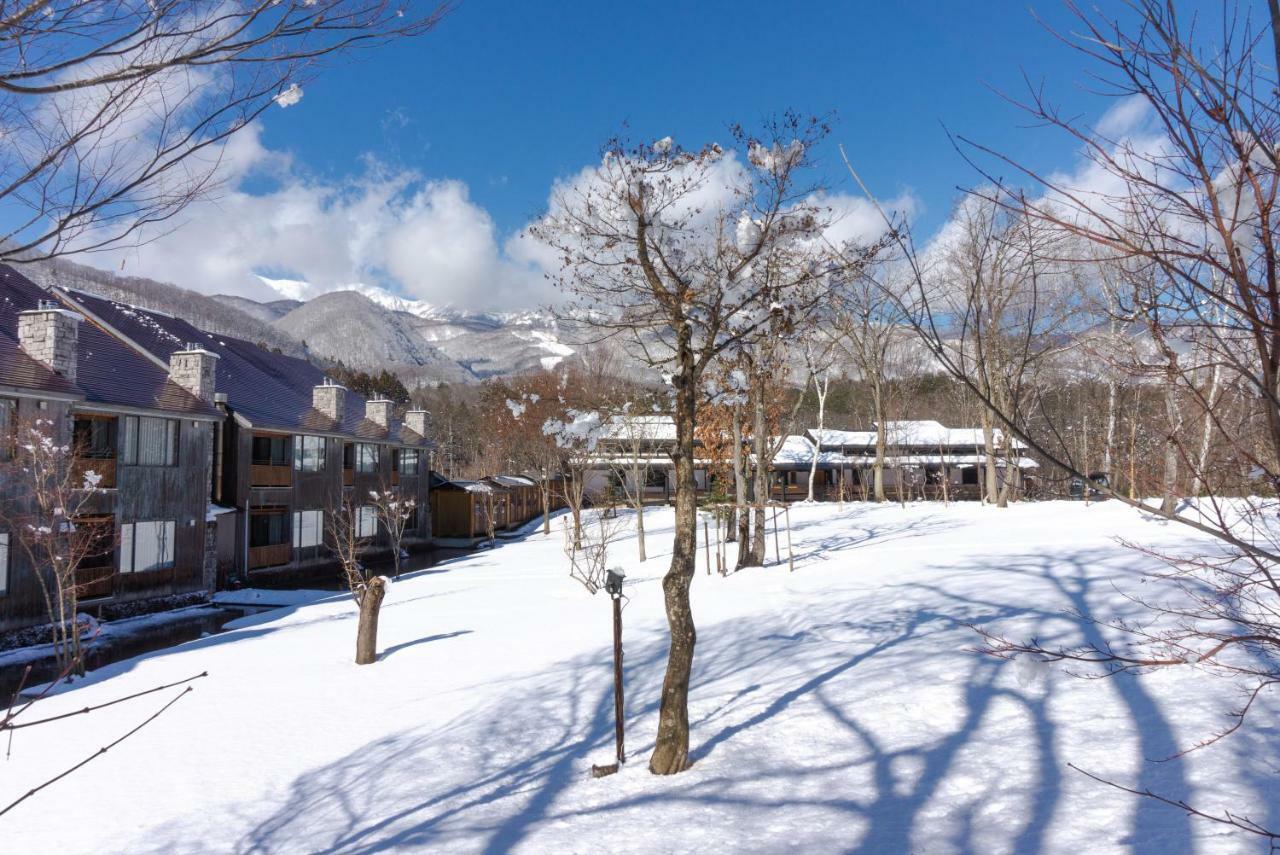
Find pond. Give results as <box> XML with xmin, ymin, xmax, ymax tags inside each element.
<box><xmin>0</xmin><ymin>605</ymin><xmax>266</xmax><ymax>702</ymax></box>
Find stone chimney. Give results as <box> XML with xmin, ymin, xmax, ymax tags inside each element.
<box><xmin>366</xmin><ymin>398</ymin><xmax>394</xmax><ymax>429</ymax></box>
<box><xmin>405</xmin><ymin>409</ymin><xmax>431</xmax><ymax>438</ymax></box>
<box><xmin>18</xmin><ymin>300</ymin><xmax>80</xmax><ymax>384</ymax></box>
<box><xmin>169</xmin><ymin>343</ymin><xmax>220</xmax><ymax>404</ymax></box>
<box><xmin>313</xmin><ymin>380</ymin><xmax>346</xmax><ymax>423</ymax></box>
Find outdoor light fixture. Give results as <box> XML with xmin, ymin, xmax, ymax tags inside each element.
<box><xmin>605</xmin><ymin>566</ymin><xmax>625</xmax><ymax>598</ymax></box>
<box><xmin>592</xmin><ymin>564</ymin><xmax>628</xmax><ymax>778</ymax></box>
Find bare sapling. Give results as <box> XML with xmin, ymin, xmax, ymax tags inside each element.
<box><xmin>368</xmin><ymin>484</ymin><xmax>417</xmax><ymax>579</ymax></box>
<box><xmin>0</xmin><ymin>416</ymin><xmax>110</xmax><ymax>676</ymax></box>
<box><xmin>327</xmin><ymin>497</ymin><xmax>385</xmax><ymax>665</ymax></box>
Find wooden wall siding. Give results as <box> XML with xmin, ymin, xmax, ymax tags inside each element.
<box><xmin>250</xmin><ymin>464</ymin><xmax>292</xmax><ymax>487</ymax></box>
<box><xmin>249</xmin><ymin>543</ymin><xmax>291</xmax><ymax>569</ymax></box>
<box><xmin>430</xmin><ymin>491</ymin><xmax>479</xmax><ymax>539</ymax></box>
<box><xmin>0</xmin><ymin>401</ymin><xmax>213</xmax><ymax>631</ymax></box>
<box><xmin>73</xmin><ymin>456</ymin><xmax>116</xmax><ymax>489</ymax></box>
<box><xmin>115</xmin><ymin>419</ymin><xmax>213</xmax><ymax>601</ymax></box>
<box><xmin>0</xmin><ymin>397</ymin><xmax>73</xmax><ymax>630</ymax></box>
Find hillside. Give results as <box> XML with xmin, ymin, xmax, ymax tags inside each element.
<box><xmin>273</xmin><ymin>290</ymin><xmax>479</xmax><ymax>385</ymax></box>
<box><xmin>18</xmin><ymin>257</ymin><xmax>307</xmax><ymax>357</ymax></box>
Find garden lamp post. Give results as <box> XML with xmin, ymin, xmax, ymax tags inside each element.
<box><xmin>606</xmin><ymin>566</ymin><xmax>626</xmax><ymax>766</ymax></box>
<box><xmin>592</xmin><ymin>566</ymin><xmax>626</xmax><ymax>777</ymax></box>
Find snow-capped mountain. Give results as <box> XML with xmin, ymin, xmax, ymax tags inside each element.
<box><xmin>232</xmin><ymin>275</ymin><xmax>581</xmax><ymax>384</ymax></box>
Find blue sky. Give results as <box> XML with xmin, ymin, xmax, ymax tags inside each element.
<box><xmin>95</xmin><ymin>1</ymin><xmax>1133</xmax><ymax>308</ymax></box>
<box><xmin>268</xmin><ymin>1</ymin><xmax>1098</xmax><ymax>237</ymax></box>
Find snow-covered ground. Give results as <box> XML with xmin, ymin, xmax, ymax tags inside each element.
<box><xmin>3</xmin><ymin>502</ymin><xmax>1277</xmax><ymax>854</ymax></box>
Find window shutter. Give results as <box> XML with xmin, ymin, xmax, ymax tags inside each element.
<box><xmin>120</xmin><ymin>523</ymin><xmax>135</xmax><ymax>572</ymax></box>
<box><xmin>122</xmin><ymin>417</ymin><xmax>138</xmax><ymax>465</ymax></box>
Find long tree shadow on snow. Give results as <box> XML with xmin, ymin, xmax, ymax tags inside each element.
<box><xmin>131</xmin><ymin>545</ymin><xmax>1258</xmax><ymax>854</ymax></box>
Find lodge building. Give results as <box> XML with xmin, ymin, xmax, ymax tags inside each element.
<box><xmin>0</xmin><ymin>265</ymin><xmax>434</xmax><ymax>632</ymax></box>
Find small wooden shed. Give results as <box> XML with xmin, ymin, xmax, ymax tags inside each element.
<box><xmin>429</xmin><ymin>476</ymin><xmax>499</xmax><ymax>540</ymax></box>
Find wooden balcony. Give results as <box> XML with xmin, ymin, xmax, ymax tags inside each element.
<box><xmin>75</xmin><ymin>562</ymin><xmax>115</xmax><ymax>599</ymax></box>
<box><xmin>73</xmin><ymin>456</ymin><xmax>116</xmax><ymax>489</ymax></box>
<box><xmin>251</xmin><ymin>464</ymin><xmax>292</xmax><ymax>488</ymax></box>
<box><xmin>248</xmin><ymin>543</ymin><xmax>292</xmax><ymax>569</ymax></box>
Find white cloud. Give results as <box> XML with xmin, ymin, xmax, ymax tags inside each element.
<box><xmin>81</xmin><ymin>124</ymin><xmax>549</xmax><ymax>310</ymax></box>
<box><xmin>74</xmin><ymin>128</ymin><xmax>909</xmax><ymax>313</ymax></box>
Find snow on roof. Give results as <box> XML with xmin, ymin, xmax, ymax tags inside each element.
<box><xmin>812</xmin><ymin>421</ymin><xmax>1026</xmax><ymax>451</ymax></box>
<box><xmin>772</xmin><ymin>435</ymin><xmax>848</xmax><ymax>466</ymax></box>
<box><xmin>814</xmin><ymin>428</ymin><xmax>877</xmax><ymax>447</ymax></box>
<box><xmin>448</xmin><ymin>479</ymin><xmax>496</xmax><ymax>494</ymax></box>
<box><xmin>489</xmin><ymin>474</ymin><xmax>536</xmax><ymax>487</ymax></box>
<box><xmin>598</xmin><ymin>414</ymin><xmax>677</xmax><ymax>442</ymax></box>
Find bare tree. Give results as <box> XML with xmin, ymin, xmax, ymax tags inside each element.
<box><xmin>803</xmin><ymin>340</ymin><xmax>837</xmax><ymax>503</ymax></box>
<box><xmin>0</xmin><ymin>1</ymin><xmax>451</xmax><ymax>264</ymax></box>
<box><xmin>368</xmin><ymin>484</ymin><xmax>415</xmax><ymax>579</ymax></box>
<box><xmin>606</xmin><ymin>408</ymin><xmax>661</xmax><ymax>562</ymax></box>
<box><xmin>543</xmin><ymin>409</ymin><xmax>604</xmax><ymax>551</ymax></box>
<box><xmin>532</xmin><ymin>116</ymin><xmax>884</xmax><ymax>773</ymax></box>
<box><xmin>0</xmin><ymin>415</ymin><xmax>109</xmax><ymax>675</ymax></box>
<box><xmin>326</xmin><ymin>495</ymin><xmax>385</xmax><ymax>666</ymax></box>
<box><xmin>844</xmin><ymin>0</ymin><xmax>1280</xmax><ymax>840</ymax></box>
<box><xmin>833</xmin><ymin>265</ymin><xmax>917</xmax><ymax>502</ymax></box>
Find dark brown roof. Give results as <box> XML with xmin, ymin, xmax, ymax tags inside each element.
<box><xmin>0</xmin><ymin>266</ymin><xmax>218</xmax><ymax>417</ymax></box>
<box><xmin>62</xmin><ymin>287</ymin><xmax>428</xmax><ymax>446</ymax></box>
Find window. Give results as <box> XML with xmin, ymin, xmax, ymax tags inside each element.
<box><xmin>122</xmin><ymin>416</ymin><xmax>178</xmax><ymax>466</ymax></box>
<box><xmin>404</xmin><ymin>504</ymin><xmax>419</xmax><ymax>532</ymax></box>
<box><xmin>292</xmin><ymin>435</ymin><xmax>326</xmax><ymax>472</ymax></box>
<box><xmin>343</xmin><ymin>442</ymin><xmax>354</xmax><ymax>470</ymax></box>
<box><xmin>251</xmin><ymin>434</ymin><xmax>291</xmax><ymax>466</ymax></box>
<box><xmin>120</xmin><ymin>520</ymin><xmax>176</xmax><ymax>573</ymax></box>
<box><xmin>355</xmin><ymin>443</ymin><xmax>379</xmax><ymax>474</ymax></box>
<box><xmin>292</xmin><ymin>509</ymin><xmax>324</xmax><ymax>549</ymax></box>
<box><xmin>357</xmin><ymin>506</ymin><xmax>377</xmax><ymax>538</ymax></box>
<box><xmin>249</xmin><ymin>509</ymin><xmax>290</xmax><ymax>547</ymax></box>
<box><xmin>0</xmin><ymin>532</ymin><xmax>8</xmax><ymax>594</ymax></box>
<box><xmin>0</xmin><ymin>398</ymin><xmax>14</xmax><ymax>460</ymax></box>
<box><xmin>73</xmin><ymin>416</ymin><xmax>117</xmax><ymax>459</ymax></box>
<box><xmin>645</xmin><ymin>468</ymin><xmax>667</xmax><ymax>488</ymax></box>
<box><xmin>398</xmin><ymin>448</ymin><xmax>419</xmax><ymax>476</ymax></box>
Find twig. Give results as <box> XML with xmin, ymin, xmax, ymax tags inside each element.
<box><xmin>2</xmin><ymin>672</ymin><xmax>208</xmax><ymax>731</ymax></box>
<box><xmin>0</xmin><ymin>686</ymin><xmax>194</xmax><ymax>819</ymax></box>
<box><xmin>1068</xmin><ymin>763</ymin><xmax>1278</xmax><ymax>840</ymax></box>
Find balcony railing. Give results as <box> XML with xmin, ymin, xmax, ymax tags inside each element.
<box><xmin>73</xmin><ymin>456</ymin><xmax>116</xmax><ymax>489</ymax></box>
<box><xmin>250</xmin><ymin>464</ymin><xmax>292</xmax><ymax>488</ymax></box>
<box><xmin>248</xmin><ymin>543</ymin><xmax>291</xmax><ymax>569</ymax></box>
<box><xmin>75</xmin><ymin>562</ymin><xmax>115</xmax><ymax>599</ymax></box>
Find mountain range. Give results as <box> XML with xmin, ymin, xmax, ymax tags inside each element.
<box><xmin>19</xmin><ymin>257</ymin><xmax>579</xmax><ymax>386</ymax></box>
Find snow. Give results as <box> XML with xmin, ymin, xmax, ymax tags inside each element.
<box><xmin>3</xmin><ymin>502</ymin><xmax>1275</xmax><ymax>853</ymax></box>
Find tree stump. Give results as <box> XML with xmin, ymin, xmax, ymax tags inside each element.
<box><xmin>355</xmin><ymin>576</ymin><xmax>387</xmax><ymax>665</ymax></box>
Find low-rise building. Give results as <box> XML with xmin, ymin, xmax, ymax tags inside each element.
<box><xmin>0</xmin><ymin>267</ymin><xmax>221</xmax><ymax>632</ymax></box>
<box><xmin>58</xmin><ymin>287</ymin><xmax>433</xmax><ymax>586</ymax></box>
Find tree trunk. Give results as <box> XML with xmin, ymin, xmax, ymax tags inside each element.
<box><xmin>730</xmin><ymin>403</ymin><xmax>744</xmax><ymax>544</ymax></box>
<box><xmin>541</xmin><ymin>484</ymin><xmax>551</xmax><ymax>535</ymax></box>
<box><xmin>807</xmin><ymin>372</ymin><xmax>827</xmax><ymax>503</ymax></box>
<box><xmin>749</xmin><ymin>380</ymin><xmax>768</xmax><ymax>566</ymax></box>
<box><xmin>1190</xmin><ymin>360</ymin><xmax>1222</xmax><ymax>497</ymax></box>
<box><xmin>635</xmin><ymin>499</ymin><xmax>647</xmax><ymax>562</ymax></box>
<box><xmin>649</xmin><ymin>345</ymin><xmax>698</xmax><ymax>776</ymax></box>
<box><xmin>355</xmin><ymin>576</ymin><xmax>387</xmax><ymax>665</ymax></box>
<box><xmin>1103</xmin><ymin>379</ymin><xmax>1117</xmax><ymax>476</ymax></box>
<box><xmin>1161</xmin><ymin>385</ymin><xmax>1181</xmax><ymax>514</ymax></box>
<box><xmin>982</xmin><ymin>412</ymin><xmax>999</xmax><ymax>505</ymax></box>
<box><xmin>872</xmin><ymin>385</ymin><xmax>886</xmax><ymax>502</ymax></box>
